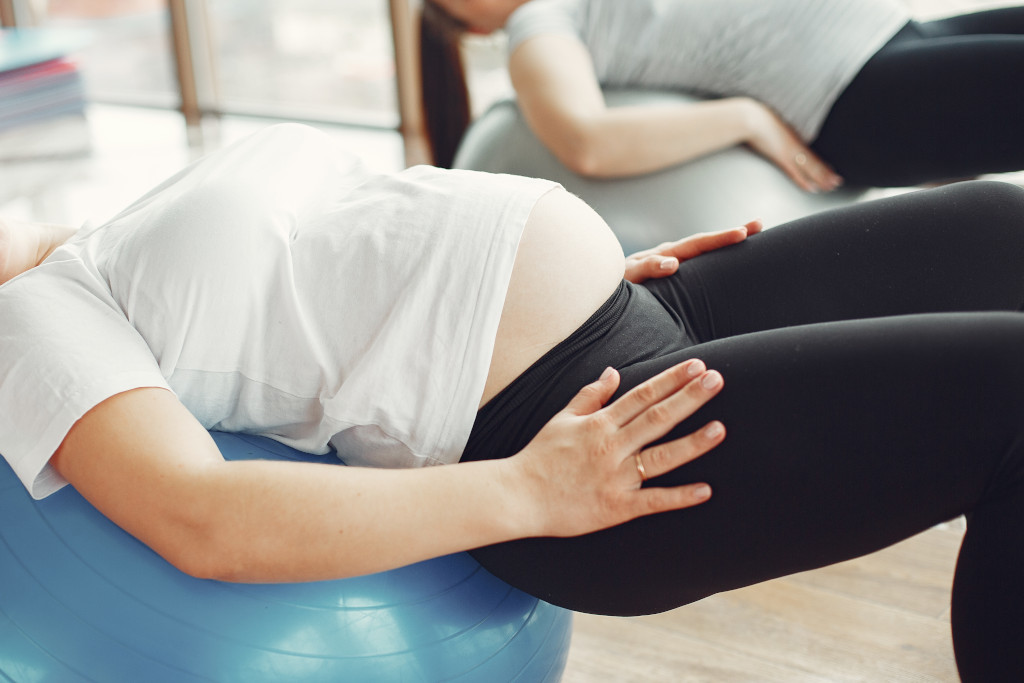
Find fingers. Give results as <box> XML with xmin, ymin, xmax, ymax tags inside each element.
<box><xmin>747</xmin><ymin>103</ymin><xmax>842</xmax><ymax>193</ymax></box>
<box><xmin>625</xmin><ymin>419</ymin><xmax>725</xmax><ymax>517</ymax></box>
<box><xmin>619</xmin><ymin>366</ymin><xmax>724</xmax><ymax>449</ymax></box>
<box><xmin>632</xmin><ymin>482</ymin><xmax>713</xmax><ymax>517</ymax></box>
<box><xmin>626</xmin><ymin>228</ymin><xmax>753</xmax><ymax>281</ymax></box>
<box><xmin>670</xmin><ymin>230</ymin><xmax>744</xmax><ymax>260</ymax></box>
<box><xmin>781</xmin><ymin>155</ymin><xmax>818</xmax><ymax>193</ymax></box>
<box><xmin>601</xmin><ymin>359</ymin><xmax>723</xmax><ymax>452</ymax></box>
<box><xmin>636</xmin><ymin>419</ymin><xmax>724</xmax><ymax>482</ymax></box>
<box><xmin>561</xmin><ymin>365</ymin><xmax>620</xmax><ymax>416</ymax></box>
<box><xmin>600</xmin><ymin>359</ymin><xmax>705</xmax><ymax>426</ymax></box>
<box><xmin>625</xmin><ymin>222</ymin><xmax>765</xmax><ymax>283</ymax></box>
<box><xmin>564</xmin><ymin>356</ymin><xmax>721</xmax><ymax>429</ymax></box>
<box><xmin>623</xmin><ymin>254</ymin><xmax>679</xmax><ymax>283</ymax></box>
<box><xmin>788</xmin><ymin>147</ymin><xmax>843</xmax><ymax>193</ymax></box>
<box><xmin>750</xmin><ymin>107</ymin><xmax>842</xmax><ymax>193</ymax></box>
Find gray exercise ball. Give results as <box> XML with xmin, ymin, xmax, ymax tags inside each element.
<box><xmin>454</xmin><ymin>90</ymin><xmax>867</xmax><ymax>254</ymax></box>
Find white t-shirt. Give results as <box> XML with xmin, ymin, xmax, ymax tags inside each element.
<box><xmin>0</xmin><ymin>123</ymin><xmax>558</xmax><ymax>499</ymax></box>
<box><xmin>505</xmin><ymin>0</ymin><xmax>910</xmax><ymax>141</ymax></box>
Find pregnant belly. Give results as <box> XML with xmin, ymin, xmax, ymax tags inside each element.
<box><xmin>480</xmin><ymin>187</ymin><xmax>625</xmax><ymax>407</ymax></box>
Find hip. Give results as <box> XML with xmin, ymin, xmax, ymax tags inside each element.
<box><xmin>466</xmin><ymin>280</ymin><xmax>692</xmax><ymax>462</ymax></box>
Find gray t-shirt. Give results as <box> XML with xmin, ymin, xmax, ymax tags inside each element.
<box><xmin>506</xmin><ymin>0</ymin><xmax>910</xmax><ymax>141</ymax></box>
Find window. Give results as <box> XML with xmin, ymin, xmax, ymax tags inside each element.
<box><xmin>37</xmin><ymin>0</ymin><xmax>178</xmax><ymax>108</ymax></box>
<box><xmin>18</xmin><ymin>0</ymin><xmax>403</xmax><ymax>129</ymax></box>
<box><xmin>205</xmin><ymin>0</ymin><xmax>398</xmax><ymax>127</ymax></box>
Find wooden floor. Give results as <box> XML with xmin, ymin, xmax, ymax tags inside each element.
<box><xmin>562</xmin><ymin>519</ymin><xmax>965</xmax><ymax>682</ymax></box>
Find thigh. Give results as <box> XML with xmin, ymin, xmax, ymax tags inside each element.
<box><xmin>812</xmin><ymin>28</ymin><xmax>1024</xmax><ymax>185</ymax></box>
<box><xmin>469</xmin><ymin>311</ymin><xmax>1024</xmax><ymax>616</ymax></box>
<box><xmin>644</xmin><ymin>181</ymin><xmax>1024</xmax><ymax>343</ymax></box>
<box><xmin>921</xmin><ymin>6</ymin><xmax>1024</xmax><ymax>36</ymax></box>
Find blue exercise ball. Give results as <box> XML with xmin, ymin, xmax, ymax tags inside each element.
<box><xmin>0</xmin><ymin>432</ymin><xmax>572</xmax><ymax>682</ymax></box>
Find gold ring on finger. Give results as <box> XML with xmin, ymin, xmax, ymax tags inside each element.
<box><xmin>635</xmin><ymin>453</ymin><xmax>648</xmax><ymax>483</ymax></box>
<box><xmin>794</xmin><ymin>152</ymin><xmax>808</xmax><ymax>166</ymax></box>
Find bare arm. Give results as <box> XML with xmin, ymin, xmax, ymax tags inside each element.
<box><xmin>51</xmin><ymin>360</ymin><xmax>724</xmax><ymax>583</ymax></box>
<box><xmin>0</xmin><ymin>218</ymin><xmax>77</xmax><ymax>285</ymax></box>
<box><xmin>509</xmin><ymin>34</ymin><xmax>841</xmax><ymax>191</ymax></box>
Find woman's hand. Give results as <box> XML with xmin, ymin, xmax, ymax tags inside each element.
<box><xmin>741</xmin><ymin>99</ymin><xmax>843</xmax><ymax>193</ymax></box>
<box><xmin>510</xmin><ymin>359</ymin><xmax>725</xmax><ymax>538</ymax></box>
<box><xmin>624</xmin><ymin>222</ymin><xmax>763</xmax><ymax>283</ymax></box>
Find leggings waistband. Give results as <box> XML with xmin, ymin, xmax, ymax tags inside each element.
<box><xmin>463</xmin><ymin>280</ymin><xmax>691</xmax><ymax>462</ymax></box>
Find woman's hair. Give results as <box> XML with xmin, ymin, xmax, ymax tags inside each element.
<box><xmin>420</xmin><ymin>1</ymin><xmax>472</xmax><ymax>168</ymax></box>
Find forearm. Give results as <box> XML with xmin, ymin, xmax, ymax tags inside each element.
<box><xmin>53</xmin><ymin>388</ymin><xmax>542</xmax><ymax>584</ymax></box>
<box><xmin>56</xmin><ymin>363</ymin><xmax>723</xmax><ymax>587</ymax></box>
<box><xmin>175</xmin><ymin>456</ymin><xmax>539</xmax><ymax>583</ymax></box>
<box><xmin>568</xmin><ymin>97</ymin><xmax>759</xmax><ymax>178</ymax></box>
<box><xmin>510</xmin><ymin>36</ymin><xmax>760</xmax><ymax>179</ymax></box>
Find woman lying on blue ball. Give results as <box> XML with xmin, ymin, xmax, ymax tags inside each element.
<box><xmin>2</xmin><ymin>123</ymin><xmax>1024</xmax><ymax>682</ymax></box>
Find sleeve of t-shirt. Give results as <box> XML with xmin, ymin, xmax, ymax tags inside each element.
<box><xmin>0</xmin><ymin>261</ymin><xmax>171</xmax><ymax>499</ymax></box>
<box><xmin>505</xmin><ymin>0</ymin><xmax>583</xmax><ymax>56</ymax></box>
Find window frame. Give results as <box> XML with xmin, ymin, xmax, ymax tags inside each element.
<box><xmin>2</xmin><ymin>0</ymin><xmax>426</xmax><ymax>165</ymax></box>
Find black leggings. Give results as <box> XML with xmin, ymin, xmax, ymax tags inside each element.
<box><xmin>812</xmin><ymin>8</ymin><xmax>1024</xmax><ymax>187</ymax></box>
<box><xmin>462</xmin><ymin>181</ymin><xmax>1024</xmax><ymax>682</ymax></box>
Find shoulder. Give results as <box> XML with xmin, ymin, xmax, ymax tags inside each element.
<box><xmin>506</xmin><ymin>0</ymin><xmax>586</xmax><ymax>54</ymax></box>
<box><xmin>0</xmin><ymin>264</ymin><xmax>168</xmax><ymax>499</ymax></box>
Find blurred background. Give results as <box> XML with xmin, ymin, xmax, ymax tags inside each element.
<box><xmin>0</xmin><ymin>0</ymin><xmax>1017</xmax><ymax>225</ymax></box>
<box><xmin>39</xmin><ymin>0</ymin><xmax>400</xmax><ymax>126</ymax></box>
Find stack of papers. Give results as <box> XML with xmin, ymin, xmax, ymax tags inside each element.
<box><xmin>0</xmin><ymin>27</ymin><xmax>91</xmax><ymax>159</ymax></box>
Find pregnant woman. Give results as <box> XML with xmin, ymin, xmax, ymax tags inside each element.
<box><xmin>422</xmin><ymin>0</ymin><xmax>1024</xmax><ymax>190</ymax></box>
<box><xmin>3</xmin><ymin>124</ymin><xmax>1024</xmax><ymax>681</ymax></box>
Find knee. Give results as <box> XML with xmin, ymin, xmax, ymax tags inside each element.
<box><xmin>946</xmin><ymin>179</ymin><xmax>1024</xmax><ymax>217</ymax></box>
<box><xmin>930</xmin><ymin>181</ymin><xmax>1024</xmax><ymax>247</ymax></box>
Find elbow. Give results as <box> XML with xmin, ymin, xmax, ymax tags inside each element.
<box><xmin>147</xmin><ymin>514</ymin><xmax>250</xmax><ymax>582</ymax></box>
<box><xmin>165</xmin><ymin>541</ymin><xmax>257</xmax><ymax>583</ymax></box>
<box><xmin>552</xmin><ymin>131</ymin><xmax>608</xmax><ymax>178</ymax></box>
<box><xmin>189</xmin><ymin>560</ymin><xmax>251</xmax><ymax>584</ymax></box>
<box><xmin>166</xmin><ymin>550</ymin><xmax>222</xmax><ymax>582</ymax></box>
<box><xmin>157</xmin><ymin>532</ymin><xmax>233</xmax><ymax>582</ymax></box>
<box><xmin>559</xmin><ymin>145</ymin><xmax>606</xmax><ymax>178</ymax></box>
<box><xmin>539</xmin><ymin>119</ymin><xmax>612</xmax><ymax>178</ymax></box>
